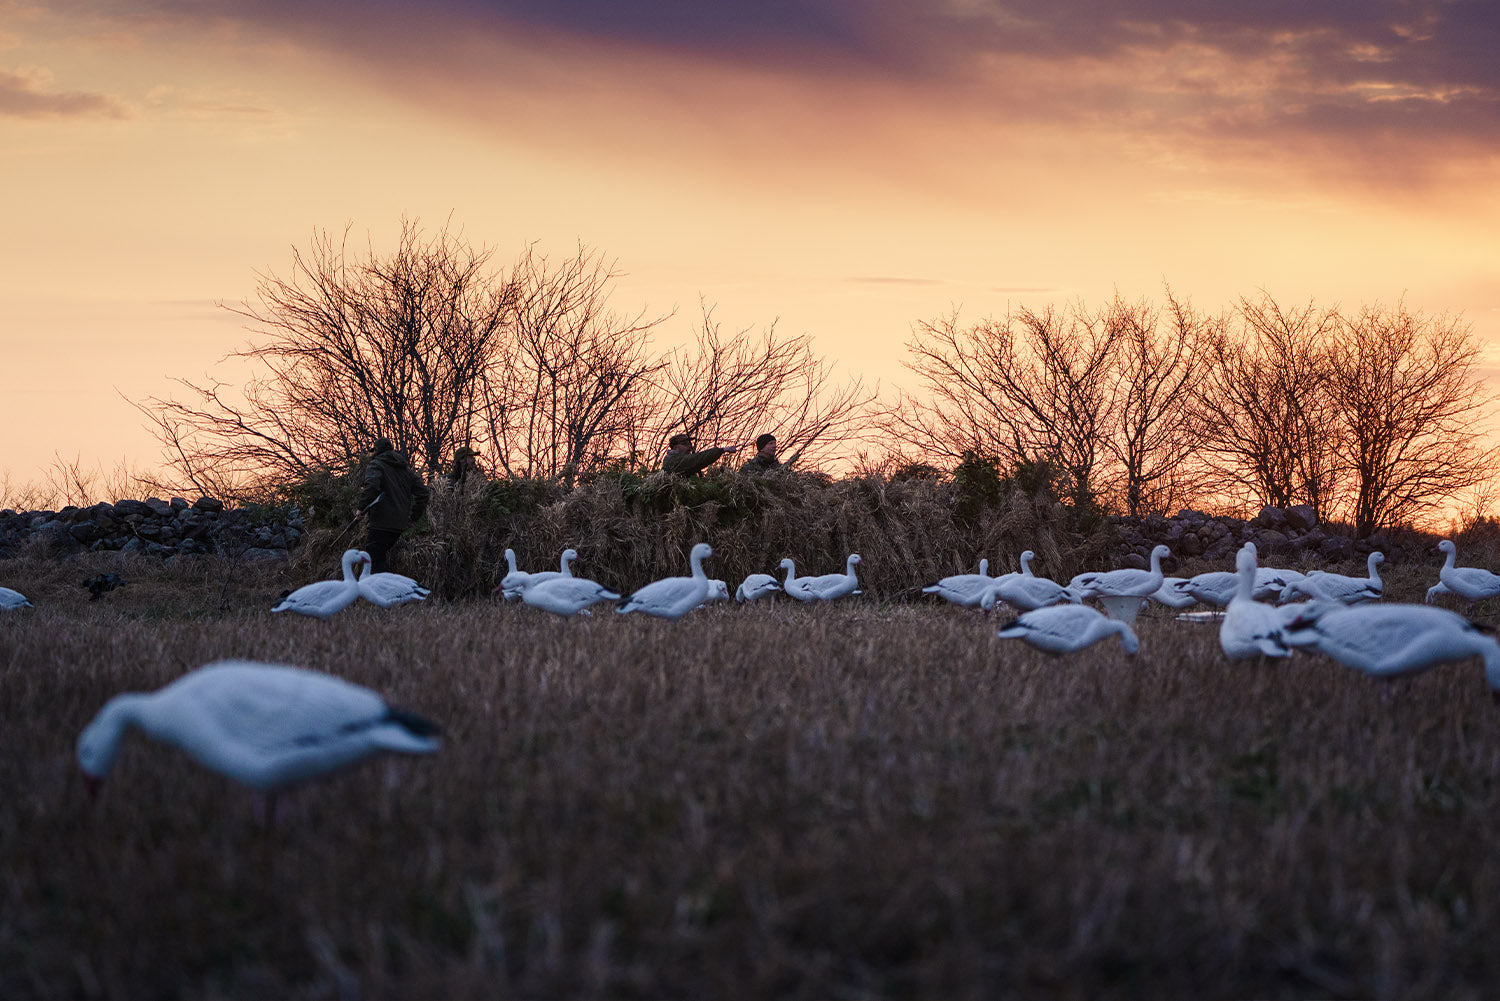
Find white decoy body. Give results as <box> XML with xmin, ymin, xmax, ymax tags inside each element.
<box><xmin>1178</xmin><ymin>564</ymin><xmax>1300</xmax><ymax>609</ymax></box>
<box><xmin>1220</xmin><ymin>545</ymin><xmax>1292</xmax><ymax>659</ymax></box>
<box><xmin>1075</xmin><ymin>545</ymin><xmax>1171</xmax><ymax>624</ymax></box>
<box><xmin>271</xmin><ymin>550</ymin><xmax>369</xmax><ymax>620</ymax></box>
<box><xmin>997</xmin><ymin>604</ymin><xmax>1139</xmax><ymax>655</ymax></box>
<box><xmin>618</xmin><ymin>543</ymin><xmax>714</xmax><ymax>620</ymax></box>
<box><xmin>1281</xmin><ymin>552</ymin><xmax>1384</xmax><ymax>605</ymax></box>
<box><xmin>1282</xmin><ymin>602</ymin><xmax>1500</xmax><ymax>694</ymax></box>
<box><xmin>1253</xmin><ymin>565</ymin><xmax>1305</xmax><ymax>601</ymax></box>
<box><xmin>521</xmin><ymin>575</ymin><xmax>621</xmax><ymax>617</ymax></box>
<box><xmin>923</xmin><ymin>558</ymin><xmax>994</xmax><ymax>608</ymax></box>
<box><xmin>1151</xmin><ymin>577</ymin><xmax>1198</xmax><ymax>609</ymax></box>
<box><xmin>735</xmin><ymin>573</ymin><xmax>782</xmax><ymax>603</ymax></box>
<box><xmin>355</xmin><ymin>556</ymin><xmax>430</xmax><ymax>608</ymax></box>
<box><xmin>76</xmin><ymin>659</ymin><xmax>441</xmax><ymax>794</ymax></box>
<box><xmin>1437</xmin><ymin>539</ymin><xmax>1500</xmax><ymax>607</ymax></box>
<box><xmin>498</xmin><ymin>548</ymin><xmax>577</xmax><ymax>599</ymax></box>
<box><xmin>1181</xmin><ymin>571</ymin><xmax>1237</xmax><ymax>607</ymax></box>
<box><xmin>982</xmin><ymin>573</ymin><xmax>1081</xmax><ymax>612</ymax></box>
<box><xmin>0</xmin><ymin>586</ymin><xmax>32</xmax><ymax>609</ymax></box>
<box><xmin>789</xmin><ymin>554</ymin><xmax>862</xmax><ymax>602</ymax></box>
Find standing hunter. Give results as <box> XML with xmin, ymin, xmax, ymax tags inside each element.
<box><xmin>661</xmin><ymin>433</ymin><xmax>741</xmax><ymax>477</ymax></box>
<box><xmin>357</xmin><ymin>438</ymin><xmax>430</xmax><ymax>574</ymax></box>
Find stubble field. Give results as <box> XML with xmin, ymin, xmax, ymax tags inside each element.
<box><xmin>3</xmin><ymin>553</ymin><xmax>1499</xmax><ymax>999</ymax></box>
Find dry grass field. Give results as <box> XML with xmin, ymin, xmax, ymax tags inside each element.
<box><xmin>4</xmin><ymin>551</ymin><xmax>1500</xmax><ymax>999</ymax></box>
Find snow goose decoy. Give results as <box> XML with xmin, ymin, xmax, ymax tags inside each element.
<box><xmin>1219</xmin><ymin>545</ymin><xmax>1292</xmax><ymax>659</ymax></box>
<box><xmin>1436</xmin><ymin>539</ymin><xmax>1500</xmax><ymax>609</ymax></box>
<box><xmin>1280</xmin><ymin>551</ymin><xmax>1384</xmax><ymax>605</ymax></box>
<box><xmin>1282</xmin><ymin>601</ymin><xmax>1500</xmax><ymax>696</ymax></box>
<box><xmin>735</xmin><ymin>573</ymin><xmax>782</xmax><ymax>603</ymax></box>
<box><xmin>522</xmin><ymin>575</ymin><xmax>621</xmax><ymax>617</ymax></box>
<box><xmin>1150</xmin><ymin>577</ymin><xmax>1198</xmax><ymax>609</ymax></box>
<box><xmin>618</xmin><ymin>543</ymin><xmax>715</xmax><ymax>620</ymax></box>
<box><xmin>982</xmin><ymin>571</ymin><xmax>1081</xmax><ymax>612</ymax></box>
<box><xmin>1074</xmin><ymin>545</ymin><xmax>1171</xmax><ymax>624</ymax></box>
<box><xmin>271</xmin><ymin>549</ymin><xmax>368</xmax><ymax>620</ymax></box>
<box><xmin>355</xmin><ymin>555</ymin><xmax>430</xmax><ymax>608</ymax></box>
<box><xmin>497</xmin><ymin>547</ymin><xmax>576</xmax><ymax>600</ymax></box>
<box><xmin>76</xmin><ymin>659</ymin><xmax>441</xmax><ymax>801</ymax></box>
<box><xmin>0</xmin><ymin>586</ymin><xmax>32</xmax><ymax>610</ymax></box>
<box><xmin>923</xmin><ymin>558</ymin><xmax>994</xmax><ymax>608</ymax></box>
<box><xmin>788</xmin><ymin>554</ymin><xmax>862</xmax><ymax>603</ymax></box>
<box><xmin>997</xmin><ymin>604</ymin><xmax>1139</xmax><ymax>655</ymax></box>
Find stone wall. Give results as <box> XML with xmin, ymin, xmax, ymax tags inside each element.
<box><xmin>0</xmin><ymin>496</ymin><xmax>304</xmax><ymax>562</ymax></box>
<box><xmin>1108</xmin><ymin>503</ymin><xmax>1395</xmax><ymax>569</ymax></box>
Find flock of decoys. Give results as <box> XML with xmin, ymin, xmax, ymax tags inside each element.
<box><xmin>5</xmin><ymin>534</ymin><xmax>1500</xmax><ymax>817</ymax></box>
<box><xmin>928</xmin><ymin>539</ymin><xmax>1500</xmax><ymax>700</ymax></box>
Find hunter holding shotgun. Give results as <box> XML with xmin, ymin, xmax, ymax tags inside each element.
<box><xmin>357</xmin><ymin>438</ymin><xmax>429</xmax><ymax>574</ymax></box>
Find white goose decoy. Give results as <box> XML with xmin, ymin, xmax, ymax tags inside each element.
<box><xmin>1436</xmin><ymin>539</ymin><xmax>1500</xmax><ymax>608</ymax></box>
<box><xmin>495</xmin><ymin>548</ymin><xmax>530</xmax><ymax>601</ymax></box>
<box><xmin>982</xmin><ymin>571</ymin><xmax>1081</xmax><ymax>612</ymax></box>
<box><xmin>702</xmin><ymin>579</ymin><xmax>732</xmax><ymax>605</ymax></box>
<box><xmin>735</xmin><ymin>573</ymin><xmax>782</xmax><ymax>603</ymax></box>
<box><xmin>1280</xmin><ymin>551</ymin><xmax>1384</xmax><ymax>605</ymax></box>
<box><xmin>1180</xmin><ymin>562</ymin><xmax>1304</xmax><ymax>608</ymax></box>
<box><xmin>271</xmin><ymin>549</ymin><xmax>369</xmax><ymax>620</ymax></box>
<box><xmin>0</xmin><ymin>586</ymin><xmax>32</xmax><ymax>609</ymax></box>
<box><xmin>497</xmin><ymin>547</ymin><xmax>577</xmax><ymax>599</ymax></box>
<box><xmin>521</xmin><ymin>575</ymin><xmax>621</xmax><ymax>617</ymax></box>
<box><xmin>355</xmin><ymin>555</ymin><xmax>430</xmax><ymax>608</ymax></box>
<box><xmin>76</xmin><ymin>659</ymin><xmax>441</xmax><ymax>798</ymax></box>
<box><xmin>788</xmin><ymin>554</ymin><xmax>862</xmax><ymax>603</ymax></box>
<box><xmin>1282</xmin><ymin>601</ymin><xmax>1500</xmax><ymax>695</ymax></box>
<box><xmin>997</xmin><ymin>604</ymin><xmax>1139</xmax><ymax>655</ymax></box>
<box><xmin>1075</xmin><ymin>545</ymin><xmax>1171</xmax><ymax>624</ymax></box>
<box><xmin>618</xmin><ymin>543</ymin><xmax>714</xmax><ymax>620</ymax></box>
<box><xmin>1150</xmin><ymin>577</ymin><xmax>1198</xmax><ymax>609</ymax></box>
<box><xmin>1220</xmin><ymin>545</ymin><xmax>1292</xmax><ymax>659</ymax></box>
<box><xmin>1180</xmin><ymin>570</ymin><xmax>1237</xmax><ymax>608</ymax></box>
<box><xmin>923</xmin><ymin>558</ymin><xmax>994</xmax><ymax>608</ymax></box>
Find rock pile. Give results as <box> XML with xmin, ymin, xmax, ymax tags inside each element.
<box><xmin>1109</xmin><ymin>504</ymin><xmax>1392</xmax><ymax>569</ymax></box>
<box><xmin>0</xmin><ymin>497</ymin><xmax>304</xmax><ymax>561</ymax></box>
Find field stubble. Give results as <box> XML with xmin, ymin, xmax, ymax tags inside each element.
<box><xmin>3</xmin><ymin>555</ymin><xmax>1500</xmax><ymax>998</ymax></box>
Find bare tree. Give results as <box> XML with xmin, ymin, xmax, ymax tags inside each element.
<box><xmin>481</xmin><ymin>244</ymin><xmax>669</xmax><ymax>485</ymax></box>
<box><xmin>884</xmin><ymin>303</ymin><xmax>1119</xmax><ymax>506</ymax></box>
<box><xmin>1193</xmin><ymin>294</ymin><xmax>1342</xmax><ymax>517</ymax></box>
<box><xmin>641</xmin><ymin>302</ymin><xmax>876</xmax><ymax>469</ymax></box>
<box><xmin>140</xmin><ymin>219</ymin><xmax>517</xmax><ymax>489</ymax></box>
<box><xmin>1105</xmin><ymin>291</ymin><xmax>1207</xmax><ymax>517</ymax></box>
<box><xmin>1326</xmin><ymin>301</ymin><xmax>1499</xmax><ymax>536</ymax></box>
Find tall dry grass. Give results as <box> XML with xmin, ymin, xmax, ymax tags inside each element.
<box><xmin>293</xmin><ymin>470</ymin><xmax>1118</xmax><ymax>602</ymax></box>
<box><xmin>3</xmin><ymin>556</ymin><xmax>1500</xmax><ymax>998</ymax></box>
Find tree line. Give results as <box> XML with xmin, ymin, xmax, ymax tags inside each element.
<box><xmin>139</xmin><ymin>219</ymin><xmax>1499</xmax><ymax>537</ymax></box>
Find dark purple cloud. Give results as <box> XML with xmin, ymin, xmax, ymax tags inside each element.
<box><xmin>81</xmin><ymin>1</ymin><xmax>1500</xmax><ymax>146</ymax></box>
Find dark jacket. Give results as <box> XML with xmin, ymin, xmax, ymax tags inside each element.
<box><xmin>662</xmin><ymin>447</ymin><xmax>730</xmax><ymax>477</ymax></box>
<box><xmin>740</xmin><ymin>453</ymin><xmax>781</xmax><ymax>475</ymax></box>
<box><xmin>360</xmin><ymin>449</ymin><xmax>430</xmax><ymax>531</ymax></box>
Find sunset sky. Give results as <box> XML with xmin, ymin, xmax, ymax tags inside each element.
<box><xmin>3</xmin><ymin>1</ymin><xmax>1498</xmax><ymax>493</ymax></box>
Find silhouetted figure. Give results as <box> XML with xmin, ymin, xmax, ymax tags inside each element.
<box><xmin>358</xmin><ymin>438</ymin><xmax>430</xmax><ymax>574</ymax></box>
<box><xmin>448</xmin><ymin>446</ymin><xmax>482</xmax><ymax>486</ymax></box>
<box><xmin>740</xmin><ymin>433</ymin><xmax>782</xmax><ymax>474</ymax></box>
<box><xmin>662</xmin><ymin>433</ymin><xmax>740</xmax><ymax>477</ymax></box>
